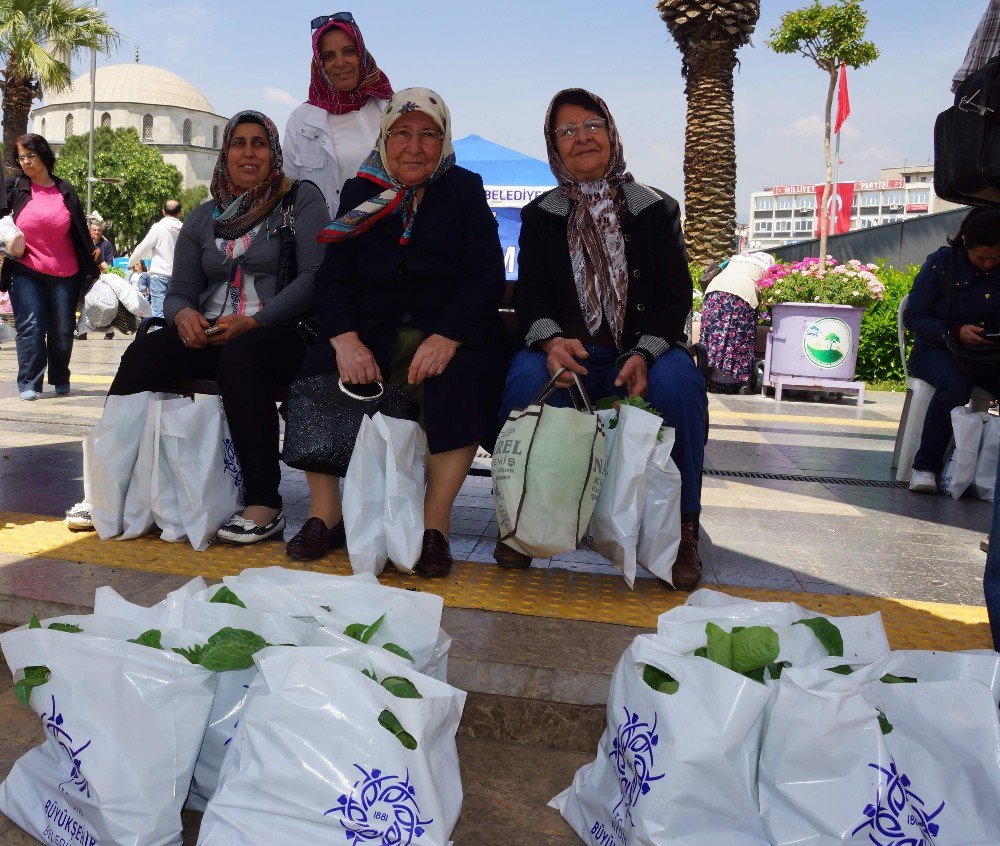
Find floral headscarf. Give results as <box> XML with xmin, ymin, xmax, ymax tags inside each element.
<box><xmin>318</xmin><ymin>87</ymin><xmax>455</xmax><ymax>245</ymax></box>
<box><xmin>211</xmin><ymin>110</ymin><xmax>294</xmax><ymax>240</ymax></box>
<box><xmin>545</xmin><ymin>88</ymin><xmax>634</xmax><ymax>347</ymax></box>
<box><xmin>307</xmin><ymin>20</ymin><xmax>393</xmax><ymax>115</ymax></box>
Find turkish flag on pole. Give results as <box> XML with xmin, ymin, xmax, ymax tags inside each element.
<box><xmin>834</xmin><ymin>64</ymin><xmax>850</xmax><ymax>134</ymax></box>
<box><xmin>815</xmin><ymin>183</ymin><xmax>855</xmax><ymax>236</ymax></box>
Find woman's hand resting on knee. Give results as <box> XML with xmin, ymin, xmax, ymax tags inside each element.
<box><xmin>614</xmin><ymin>353</ymin><xmax>648</xmax><ymax>398</ymax></box>
<box><xmin>174</xmin><ymin>307</ymin><xmax>211</xmax><ymax>349</ymax></box>
<box><xmin>332</xmin><ymin>332</ymin><xmax>383</xmax><ymax>384</ymax></box>
<box><xmin>408</xmin><ymin>334</ymin><xmax>460</xmax><ymax>385</ymax></box>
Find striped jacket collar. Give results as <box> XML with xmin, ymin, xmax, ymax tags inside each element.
<box><xmin>537</xmin><ymin>181</ymin><xmax>663</xmax><ymax>217</ymax></box>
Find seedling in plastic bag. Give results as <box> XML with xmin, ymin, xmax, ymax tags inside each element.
<box><xmin>14</xmin><ymin>666</ymin><xmax>50</xmax><ymax>707</ymax></box>
<box><xmin>345</xmin><ymin>613</ymin><xmax>415</xmax><ymax>663</ymax></box>
<box><xmin>361</xmin><ymin>669</ymin><xmax>422</xmax><ymax>749</ymax></box>
<box><xmin>642</xmin><ymin>664</ymin><xmax>679</xmax><ymax>695</ymax></box>
<box><xmin>173</xmin><ymin>627</ymin><xmax>270</xmax><ymax>672</ymax></box>
<box><xmin>792</xmin><ymin>617</ymin><xmax>844</xmax><ymax>657</ymax></box>
<box><xmin>877</xmin><ymin>708</ymin><xmax>893</xmax><ymax>735</ymax></box>
<box><xmin>210</xmin><ymin>586</ymin><xmax>247</xmax><ymax>608</ymax></box>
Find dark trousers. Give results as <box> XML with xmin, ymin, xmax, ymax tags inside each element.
<box><xmin>109</xmin><ymin>324</ymin><xmax>307</xmax><ymax>509</ymax></box>
<box><xmin>8</xmin><ymin>268</ymin><xmax>80</xmax><ymax>392</ymax></box>
<box><xmin>909</xmin><ymin>345</ymin><xmax>1000</xmax><ymax>473</ymax></box>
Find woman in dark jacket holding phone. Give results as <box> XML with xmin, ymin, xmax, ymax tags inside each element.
<box><xmin>903</xmin><ymin>208</ymin><xmax>1000</xmax><ymax>494</ymax></box>
<box><xmin>0</xmin><ymin>133</ymin><xmax>99</xmax><ymax>400</ymax></box>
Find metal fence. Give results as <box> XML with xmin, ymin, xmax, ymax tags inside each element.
<box><xmin>767</xmin><ymin>207</ymin><xmax>970</xmax><ymax>269</ymax></box>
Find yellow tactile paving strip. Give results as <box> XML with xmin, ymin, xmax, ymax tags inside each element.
<box><xmin>711</xmin><ymin>410</ymin><xmax>899</xmax><ymax>430</ymax></box>
<box><xmin>0</xmin><ymin>511</ymin><xmax>991</xmax><ymax>649</ymax></box>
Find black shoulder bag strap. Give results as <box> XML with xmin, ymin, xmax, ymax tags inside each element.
<box><xmin>275</xmin><ymin>180</ymin><xmax>319</xmax><ymax>345</ymax></box>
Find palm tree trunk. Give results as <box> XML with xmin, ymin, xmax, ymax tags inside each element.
<box><xmin>817</xmin><ymin>64</ymin><xmax>837</xmax><ymax>268</ymax></box>
<box><xmin>681</xmin><ymin>38</ymin><xmax>739</xmax><ymax>266</ymax></box>
<box><xmin>1</xmin><ymin>56</ymin><xmax>36</xmax><ymax>175</ymax></box>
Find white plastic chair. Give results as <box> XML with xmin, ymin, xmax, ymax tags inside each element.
<box><xmin>891</xmin><ymin>293</ymin><xmax>991</xmax><ymax>480</ymax></box>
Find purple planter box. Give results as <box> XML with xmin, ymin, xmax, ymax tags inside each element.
<box><xmin>761</xmin><ymin>302</ymin><xmax>865</xmax><ymax>406</ymax></box>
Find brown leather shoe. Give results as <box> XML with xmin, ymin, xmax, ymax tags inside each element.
<box><xmin>415</xmin><ymin>529</ymin><xmax>453</xmax><ymax>578</ymax></box>
<box><xmin>671</xmin><ymin>521</ymin><xmax>702</xmax><ymax>591</ymax></box>
<box><xmin>285</xmin><ymin>517</ymin><xmax>346</xmax><ymax>560</ymax></box>
<box><xmin>493</xmin><ymin>539</ymin><xmax>533</xmax><ymax>570</ymax></box>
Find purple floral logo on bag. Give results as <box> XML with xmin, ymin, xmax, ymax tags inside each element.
<box><xmin>41</xmin><ymin>694</ymin><xmax>92</xmax><ymax>798</ymax></box>
<box><xmin>325</xmin><ymin>765</ymin><xmax>432</xmax><ymax>845</ymax></box>
<box><xmin>608</xmin><ymin>708</ymin><xmax>665</xmax><ymax>831</ymax></box>
<box><xmin>851</xmin><ymin>758</ymin><xmax>945</xmax><ymax>845</ymax></box>
<box><xmin>222</xmin><ymin>438</ymin><xmax>242</xmax><ymax>487</ymax></box>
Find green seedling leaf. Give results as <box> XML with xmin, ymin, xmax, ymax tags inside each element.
<box><xmin>642</xmin><ymin>664</ymin><xmax>679</xmax><ymax>695</ymax></box>
<box><xmin>361</xmin><ymin>614</ymin><xmax>386</xmax><ymax>644</ymax></box>
<box><xmin>199</xmin><ymin>642</ymin><xmax>257</xmax><ymax>672</ymax></box>
<box><xmin>382</xmin><ymin>643</ymin><xmax>415</xmax><ymax>663</ymax></box>
<box><xmin>28</xmin><ymin>614</ymin><xmax>41</xmax><ymax>629</ymax></box>
<box><xmin>380</xmin><ymin>676</ymin><xmax>423</xmax><ymax>699</ymax></box>
<box><xmin>827</xmin><ymin>664</ymin><xmax>854</xmax><ymax>675</ymax></box>
<box><xmin>731</xmin><ymin>626</ymin><xmax>746</xmax><ymax>635</ymax></box>
<box><xmin>731</xmin><ymin>627</ymin><xmax>780</xmax><ymax>675</ymax></box>
<box><xmin>793</xmin><ymin>617</ymin><xmax>844</xmax><ymax>657</ymax></box>
<box><xmin>877</xmin><ymin>709</ymin><xmax>893</xmax><ymax>735</ymax></box>
<box><xmin>206</xmin><ymin>627</ymin><xmax>269</xmax><ymax>653</ymax></box>
<box><xmin>692</xmin><ymin>646</ymin><xmax>708</xmax><ymax>658</ymax></box>
<box><xmin>705</xmin><ymin>622</ymin><xmax>733</xmax><ymax>669</ymax></box>
<box><xmin>128</xmin><ymin>629</ymin><xmax>163</xmax><ymax>649</ymax></box>
<box><xmin>47</xmin><ymin>623</ymin><xmax>83</xmax><ymax>634</ymax></box>
<box><xmin>768</xmin><ymin>661</ymin><xmax>792</xmax><ymax>680</ymax></box>
<box><xmin>744</xmin><ymin>667</ymin><xmax>767</xmax><ymax>683</ymax></box>
<box><xmin>361</xmin><ymin>668</ymin><xmax>377</xmax><ymax>681</ymax></box>
<box><xmin>378</xmin><ymin>709</ymin><xmax>418</xmax><ymax>750</ymax></box>
<box><xmin>344</xmin><ymin>623</ymin><xmax>367</xmax><ymax>641</ymax></box>
<box><xmin>210</xmin><ymin>586</ymin><xmax>246</xmax><ymax>608</ymax></box>
<box><xmin>14</xmin><ymin>665</ymin><xmax>50</xmax><ymax>707</ymax></box>
<box><xmin>595</xmin><ymin>395</ymin><xmax>620</xmax><ymax>410</ymax></box>
<box><xmin>880</xmin><ymin>673</ymin><xmax>918</xmax><ymax>685</ymax></box>
<box><xmin>173</xmin><ymin>644</ymin><xmax>205</xmax><ymax>664</ymax></box>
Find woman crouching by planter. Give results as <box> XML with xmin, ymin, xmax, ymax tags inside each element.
<box><xmin>700</xmin><ymin>252</ymin><xmax>774</xmax><ymax>393</ymax></box>
<box><xmin>903</xmin><ymin>208</ymin><xmax>1000</xmax><ymax>494</ymax></box>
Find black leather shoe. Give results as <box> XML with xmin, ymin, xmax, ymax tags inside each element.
<box><xmin>285</xmin><ymin>517</ymin><xmax>346</xmax><ymax>560</ymax></box>
<box><xmin>493</xmin><ymin>540</ymin><xmax>533</xmax><ymax>570</ymax></box>
<box><xmin>415</xmin><ymin>529</ymin><xmax>453</xmax><ymax>578</ymax></box>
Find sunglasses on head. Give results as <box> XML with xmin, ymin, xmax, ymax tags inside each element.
<box><xmin>311</xmin><ymin>12</ymin><xmax>354</xmax><ymax>29</ymax></box>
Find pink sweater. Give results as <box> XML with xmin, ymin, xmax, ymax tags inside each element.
<box><xmin>18</xmin><ymin>183</ymin><xmax>78</xmax><ymax>278</ymax></box>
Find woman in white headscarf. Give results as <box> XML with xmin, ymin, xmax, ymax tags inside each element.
<box><xmin>285</xmin><ymin>87</ymin><xmax>507</xmax><ymax>578</ymax></box>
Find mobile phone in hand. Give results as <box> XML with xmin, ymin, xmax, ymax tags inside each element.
<box><xmin>203</xmin><ymin>324</ymin><xmax>224</xmax><ymax>337</ymax></box>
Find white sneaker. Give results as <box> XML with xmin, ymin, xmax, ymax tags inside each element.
<box><xmin>909</xmin><ymin>470</ymin><xmax>938</xmax><ymax>494</ymax></box>
<box><xmin>65</xmin><ymin>502</ymin><xmax>95</xmax><ymax>531</ymax></box>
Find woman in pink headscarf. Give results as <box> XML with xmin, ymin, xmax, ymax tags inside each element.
<box><xmin>283</xmin><ymin>12</ymin><xmax>393</xmax><ymax>217</ymax></box>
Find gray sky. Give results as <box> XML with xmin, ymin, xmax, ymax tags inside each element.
<box><xmin>60</xmin><ymin>1</ymin><xmax>982</xmax><ymax>219</ymax></box>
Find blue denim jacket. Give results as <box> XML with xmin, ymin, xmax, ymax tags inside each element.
<box><xmin>903</xmin><ymin>244</ymin><xmax>1000</xmax><ymax>351</ymax></box>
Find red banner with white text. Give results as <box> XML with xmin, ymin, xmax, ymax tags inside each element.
<box><xmin>814</xmin><ymin>183</ymin><xmax>854</xmax><ymax>236</ymax></box>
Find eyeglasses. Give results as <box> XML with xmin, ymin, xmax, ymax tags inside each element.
<box><xmin>553</xmin><ymin>117</ymin><xmax>608</xmax><ymax>141</ymax></box>
<box><xmin>386</xmin><ymin>128</ymin><xmax>444</xmax><ymax>146</ymax></box>
<box><xmin>16</xmin><ymin>154</ymin><xmax>37</xmax><ymax>163</ymax></box>
<box><xmin>311</xmin><ymin>12</ymin><xmax>354</xmax><ymax>29</ymax></box>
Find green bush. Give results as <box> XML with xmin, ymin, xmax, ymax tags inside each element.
<box><xmin>855</xmin><ymin>261</ymin><xmax>918</xmax><ymax>384</ymax></box>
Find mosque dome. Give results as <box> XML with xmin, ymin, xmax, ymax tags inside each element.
<box><xmin>43</xmin><ymin>63</ymin><xmax>215</xmax><ymax>114</ymax></box>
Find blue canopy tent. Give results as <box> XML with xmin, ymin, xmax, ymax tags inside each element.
<box><xmin>453</xmin><ymin>135</ymin><xmax>555</xmax><ymax>281</ymax></box>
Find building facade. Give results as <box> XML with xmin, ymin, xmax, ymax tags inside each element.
<box><xmin>31</xmin><ymin>63</ymin><xmax>227</xmax><ymax>188</ymax></box>
<box><xmin>747</xmin><ymin>165</ymin><xmax>963</xmax><ymax>250</ymax></box>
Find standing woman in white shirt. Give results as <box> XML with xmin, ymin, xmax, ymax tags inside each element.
<box><xmin>283</xmin><ymin>12</ymin><xmax>392</xmax><ymax>217</ymax></box>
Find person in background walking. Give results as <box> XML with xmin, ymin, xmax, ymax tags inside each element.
<box><xmin>0</xmin><ymin>133</ymin><xmax>99</xmax><ymax>400</ymax></box>
<box><xmin>128</xmin><ymin>199</ymin><xmax>183</xmax><ymax>318</ymax></box>
<box><xmin>700</xmin><ymin>252</ymin><xmax>773</xmax><ymax>393</ymax></box>
<box><xmin>283</xmin><ymin>11</ymin><xmax>391</xmax><ymax>216</ymax></box>
<box><xmin>89</xmin><ymin>221</ymin><xmax>114</xmax><ymax>271</ymax></box>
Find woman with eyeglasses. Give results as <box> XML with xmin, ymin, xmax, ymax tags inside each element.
<box><xmin>0</xmin><ymin>133</ymin><xmax>100</xmax><ymax>400</ymax></box>
<box><xmin>283</xmin><ymin>11</ymin><xmax>392</xmax><ymax>217</ymax></box>
<box><xmin>496</xmin><ymin>88</ymin><xmax>707</xmax><ymax>589</ymax></box>
<box><xmin>284</xmin><ymin>88</ymin><xmax>507</xmax><ymax>577</ymax></box>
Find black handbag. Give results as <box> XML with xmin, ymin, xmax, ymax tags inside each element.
<box><xmin>942</xmin><ymin>248</ymin><xmax>1000</xmax><ymax>370</ymax></box>
<box><xmin>934</xmin><ymin>51</ymin><xmax>1000</xmax><ymax>208</ymax></box>
<box><xmin>281</xmin><ymin>373</ymin><xmax>419</xmax><ymax>476</ymax></box>
<box><xmin>275</xmin><ymin>182</ymin><xmax>320</xmax><ymax>345</ymax></box>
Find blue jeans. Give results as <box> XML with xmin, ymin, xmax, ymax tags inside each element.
<box><xmin>909</xmin><ymin>345</ymin><xmax>1000</xmax><ymax>473</ymax></box>
<box><xmin>148</xmin><ymin>274</ymin><xmax>169</xmax><ymax>318</ymax></box>
<box><xmin>500</xmin><ymin>344</ymin><xmax>707</xmax><ymax>513</ymax></box>
<box><xmin>8</xmin><ymin>269</ymin><xmax>79</xmax><ymax>392</ymax></box>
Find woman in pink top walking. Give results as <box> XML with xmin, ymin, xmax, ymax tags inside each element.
<box><xmin>0</xmin><ymin>134</ymin><xmax>99</xmax><ymax>400</ymax></box>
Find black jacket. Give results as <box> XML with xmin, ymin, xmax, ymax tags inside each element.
<box><xmin>0</xmin><ymin>174</ymin><xmax>100</xmax><ymax>292</ymax></box>
<box><xmin>903</xmin><ymin>244</ymin><xmax>1000</xmax><ymax>353</ymax></box>
<box><xmin>512</xmin><ymin>182</ymin><xmax>692</xmax><ymax>361</ymax></box>
<box><xmin>316</xmin><ymin>165</ymin><xmax>506</xmax><ymax>347</ymax></box>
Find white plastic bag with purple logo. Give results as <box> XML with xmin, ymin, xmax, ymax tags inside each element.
<box><xmin>551</xmin><ymin>633</ymin><xmax>772</xmax><ymax>845</ymax></box>
<box><xmin>198</xmin><ymin>644</ymin><xmax>466</xmax><ymax>846</ymax></box>
<box><xmin>589</xmin><ymin>406</ymin><xmax>662</xmax><ymax>588</ymax></box>
<box><xmin>0</xmin><ymin>620</ymin><xmax>216</xmax><ymax>846</ymax></box>
<box><xmin>160</xmin><ymin>396</ymin><xmax>243</xmax><ymax>550</ymax></box>
<box><xmin>759</xmin><ymin>656</ymin><xmax>1000</xmax><ymax>845</ymax></box>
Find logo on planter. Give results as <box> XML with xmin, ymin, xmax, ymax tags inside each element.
<box><xmin>803</xmin><ymin>317</ymin><xmax>852</xmax><ymax>368</ymax></box>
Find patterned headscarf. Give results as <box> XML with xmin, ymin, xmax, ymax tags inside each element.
<box><xmin>211</xmin><ymin>110</ymin><xmax>294</xmax><ymax>240</ymax></box>
<box><xmin>318</xmin><ymin>87</ymin><xmax>455</xmax><ymax>245</ymax></box>
<box><xmin>545</xmin><ymin>88</ymin><xmax>634</xmax><ymax>347</ymax></box>
<box><xmin>307</xmin><ymin>20</ymin><xmax>393</xmax><ymax>115</ymax></box>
